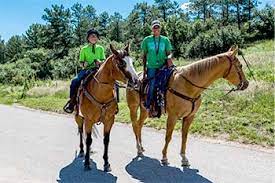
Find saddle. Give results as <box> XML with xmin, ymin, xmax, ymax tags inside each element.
<box><xmin>139</xmin><ymin>66</ymin><xmax>176</xmax><ymax>118</ymax></box>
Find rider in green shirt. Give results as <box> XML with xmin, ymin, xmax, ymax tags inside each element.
<box><xmin>64</xmin><ymin>29</ymin><xmax>106</xmax><ymax>113</ymax></box>
<box><xmin>141</xmin><ymin>20</ymin><xmax>173</xmax><ymax>114</ymax></box>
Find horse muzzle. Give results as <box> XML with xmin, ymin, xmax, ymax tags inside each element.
<box><xmin>238</xmin><ymin>80</ymin><xmax>249</xmax><ymax>90</ymax></box>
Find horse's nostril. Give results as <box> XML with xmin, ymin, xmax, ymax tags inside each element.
<box><xmin>240</xmin><ymin>80</ymin><xmax>249</xmax><ymax>90</ymax></box>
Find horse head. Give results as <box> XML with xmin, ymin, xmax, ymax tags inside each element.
<box><xmin>110</xmin><ymin>44</ymin><xmax>139</xmax><ymax>85</ymax></box>
<box><xmin>223</xmin><ymin>46</ymin><xmax>249</xmax><ymax>90</ymax></box>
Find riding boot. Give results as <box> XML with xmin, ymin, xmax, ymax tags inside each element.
<box><xmin>64</xmin><ymin>95</ymin><xmax>77</xmax><ymax>113</ymax></box>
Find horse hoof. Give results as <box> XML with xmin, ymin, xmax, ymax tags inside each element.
<box><xmin>181</xmin><ymin>160</ymin><xmax>190</xmax><ymax>167</ymax></box>
<box><xmin>161</xmin><ymin>158</ymin><xmax>169</xmax><ymax>166</ymax></box>
<box><xmin>137</xmin><ymin>151</ymin><xmax>144</xmax><ymax>157</ymax></box>
<box><xmin>84</xmin><ymin>164</ymin><xmax>91</xmax><ymax>171</ymax></box>
<box><xmin>104</xmin><ymin>163</ymin><xmax>112</xmax><ymax>172</ymax></box>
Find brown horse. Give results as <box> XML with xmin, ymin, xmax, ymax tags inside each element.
<box><xmin>75</xmin><ymin>44</ymin><xmax>138</xmax><ymax>171</ymax></box>
<box><xmin>126</xmin><ymin>46</ymin><xmax>249</xmax><ymax>166</ymax></box>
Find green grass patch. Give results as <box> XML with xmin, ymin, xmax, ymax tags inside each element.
<box><xmin>19</xmin><ymin>96</ymin><xmax>67</xmax><ymax>113</ymax></box>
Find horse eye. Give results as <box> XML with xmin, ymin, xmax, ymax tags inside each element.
<box><xmin>120</xmin><ymin>59</ymin><xmax>126</xmax><ymax>67</ymax></box>
<box><xmin>240</xmin><ymin>64</ymin><xmax>243</xmax><ymax>68</ymax></box>
<box><xmin>123</xmin><ymin>60</ymin><xmax>127</xmax><ymax>67</ymax></box>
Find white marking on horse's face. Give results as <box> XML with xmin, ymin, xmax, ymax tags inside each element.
<box><xmin>123</xmin><ymin>56</ymin><xmax>139</xmax><ymax>81</ymax></box>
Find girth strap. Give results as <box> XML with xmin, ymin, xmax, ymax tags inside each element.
<box><xmin>168</xmin><ymin>87</ymin><xmax>200</xmax><ymax>114</ymax></box>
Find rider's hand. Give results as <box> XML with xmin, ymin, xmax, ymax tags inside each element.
<box><xmin>80</xmin><ymin>62</ymin><xmax>88</xmax><ymax>69</ymax></box>
<box><xmin>95</xmin><ymin>60</ymin><xmax>101</xmax><ymax>67</ymax></box>
<box><xmin>166</xmin><ymin>58</ymin><xmax>174</xmax><ymax>67</ymax></box>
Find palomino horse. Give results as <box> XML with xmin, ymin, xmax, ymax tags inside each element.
<box><xmin>75</xmin><ymin>44</ymin><xmax>138</xmax><ymax>171</ymax></box>
<box><xmin>126</xmin><ymin>46</ymin><xmax>249</xmax><ymax>166</ymax></box>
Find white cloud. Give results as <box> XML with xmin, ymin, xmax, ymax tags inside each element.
<box><xmin>181</xmin><ymin>2</ymin><xmax>190</xmax><ymax>10</ymax></box>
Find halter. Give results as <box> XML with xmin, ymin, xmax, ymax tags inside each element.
<box><xmin>223</xmin><ymin>55</ymin><xmax>245</xmax><ymax>92</ymax></box>
<box><xmin>93</xmin><ymin>51</ymin><xmax>132</xmax><ymax>86</ymax></box>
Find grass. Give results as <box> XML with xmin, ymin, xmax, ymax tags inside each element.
<box><xmin>0</xmin><ymin>40</ymin><xmax>274</xmax><ymax>147</ymax></box>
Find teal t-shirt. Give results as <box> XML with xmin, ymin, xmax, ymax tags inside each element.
<box><xmin>141</xmin><ymin>35</ymin><xmax>172</xmax><ymax>68</ymax></box>
<box><xmin>79</xmin><ymin>44</ymin><xmax>105</xmax><ymax>69</ymax></box>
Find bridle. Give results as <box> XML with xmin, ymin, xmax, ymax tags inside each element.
<box><xmin>114</xmin><ymin>51</ymin><xmax>131</xmax><ymax>79</ymax></box>
<box><xmin>223</xmin><ymin>55</ymin><xmax>246</xmax><ymax>92</ymax></box>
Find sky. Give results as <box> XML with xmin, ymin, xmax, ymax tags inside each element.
<box><xmin>0</xmin><ymin>0</ymin><xmax>273</xmax><ymax>42</ymax></box>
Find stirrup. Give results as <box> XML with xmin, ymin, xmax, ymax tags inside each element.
<box><xmin>63</xmin><ymin>100</ymin><xmax>74</xmax><ymax>113</ymax></box>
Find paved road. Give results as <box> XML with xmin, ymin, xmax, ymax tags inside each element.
<box><xmin>0</xmin><ymin>104</ymin><xmax>273</xmax><ymax>183</ymax></box>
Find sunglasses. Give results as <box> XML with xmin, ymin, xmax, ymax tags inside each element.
<box><xmin>153</xmin><ymin>26</ymin><xmax>160</xmax><ymax>29</ymax></box>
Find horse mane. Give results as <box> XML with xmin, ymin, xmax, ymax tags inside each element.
<box><xmin>178</xmin><ymin>53</ymin><xmax>227</xmax><ymax>77</ymax></box>
<box><xmin>96</xmin><ymin>54</ymin><xmax>114</xmax><ymax>73</ymax></box>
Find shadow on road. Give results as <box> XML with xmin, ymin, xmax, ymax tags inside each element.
<box><xmin>57</xmin><ymin>157</ymin><xmax>117</xmax><ymax>183</ymax></box>
<box><xmin>126</xmin><ymin>156</ymin><xmax>213</xmax><ymax>183</ymax></box>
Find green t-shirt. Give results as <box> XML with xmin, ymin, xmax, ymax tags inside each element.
<box><xmin>141</xmin><ymin>35</ymin><xmax>172</xmax><ymax>69</ymax></box>
<box><xmin>79</xmin><ymin>44</ymin><xmax>106</xmax><ymax>69</ymax></box>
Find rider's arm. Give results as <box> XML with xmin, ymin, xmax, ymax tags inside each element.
<box><xmin>79</xmin><ymin>48</ymin><xmax>88</xmax><ymax>69</ymax></box>
<box><xmin>95</xmin><ymin>46</ymin><xmax>106</xmax><ymax>67</ymax></box>
<box><xmin>141</xmin><ymin>38</ymin><xmax>148</xmax><ymax>79</ymax></box>
<box><xmin>142</xmin><ymin>54</ymin><xmax>147</xmax><ymax>79</ymax></box>
<box><xmin>165</xmin><ymin>38</ymin><xmax>174</xmax><ymax>67</ymax></box>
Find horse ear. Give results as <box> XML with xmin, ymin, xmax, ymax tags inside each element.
<box><xmin>110</xmin><ymin>44</ymin><xmax>119</xmax><ymax>55</ymax></box>
<box><xmin>228</xmin><ymin>45</ymin><xmax>238</xmax><ymax>52</ymax></box>
<box><xmin>124</xmin><ymin>42</ymin><xmax>130</xmax><ymax>53</ymax></box>
<box><xmin>231</xmin><ymin>45</ymin><xmax>238</xmax><ymax>56</ymax></box>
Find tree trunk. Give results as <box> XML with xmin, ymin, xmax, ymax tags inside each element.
<box><xmin>236</xmin><ymin>0</ymin><xmax>241</xmax><ymax>29</ymax></box>
<box><xmin>203</xmin><ymin>3</ymin><xmax>207</xmax><ymax>22</ymax></box>
<box><xmin>248</xmin><ymin>0</ymin><xmax>251</xmax><ymax>32</ymax></box>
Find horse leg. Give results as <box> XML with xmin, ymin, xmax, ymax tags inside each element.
<box><xmin>161</xmin><ymin>115</ymin><xmax>177</xmax><ymax>165</ymax></box>
<box><xmin>180</xmin><ymin>115</ymin><xmax>195</xmax><ymax>167</ymax></box>
<box><xmin>78</xmin><ymin>125</ymin><xmax>84</xmax><ymax>157</ymax></box>
<box><xmin>103</xmin><ymin>118</ymin><xmax>114</xmax><ymax>172</ymax></box>
<box><xmin>83</xmin><ymin>120</ymin><xmax>93</xmax><ymax>170</ymax></box>
<box><xmin>137</xmin><ymin>104</ymin><xmax>148</xmax><ymax>154</ymax></box>
<box><xmin>130</xmin><ymin>105</ymin><xmax>142</xmax><ymax>156</ymax></box>
<box><xmin>75</xmin><ymin>114</ymin><xmax>85</xmax><ymax>157</ymax></box>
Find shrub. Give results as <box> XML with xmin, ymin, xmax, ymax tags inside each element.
<box><xmin>185</xmin><ymin>26</ymin><xmax>244</xmax><ymax>58</ymax></box>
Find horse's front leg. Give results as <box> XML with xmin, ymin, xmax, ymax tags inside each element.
<box><xmin>129</xmin><ymin>104</ymin><xmax>142</xmax><ymax>156</ymax></box>
<box><xmin>161</xmin><ymin>115</ymin><xmax>177</xmax><ymax>165</ymax></box>
<box><xmin>75</xmin><ymin>114</ymin><xmax>85</xmax><ymax>157</ymax></box>
<box><xmin>78</xmin><ymin>125</ymin><xmax>84</xmax><ymax>157</ymax></box>
<box><xmin>103</xmin><ymin>116</ymin><xmax>114</xmax><ymax>172</ymax></box>
<box><xmin>127</xmin><ymin>90</ymin><xmax>144</xmax><ymax>156</ymax></box>
<box><xmin>84</xmin><ymin>121</ymin><xmax>93</xmax><ymax>170</ymax></box>
<box><xmin>137</xmin><ymin>104</ymin><xmax>148</xmax><ymax>154</ymax></box>
<box><xmin>180</xmin><ymin>115</ymin><xmax>195</xmax><ymax>167</ymax></box>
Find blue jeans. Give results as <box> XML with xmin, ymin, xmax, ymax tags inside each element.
<box><xmin>70</xmin><ymin>70</ymin><xmax>92</xmax><ymax>98</ymax></box>
<box><xmin>145</xmin><ymin>68</ymin><xmax>157</xmax><ymax>109</ymax></box>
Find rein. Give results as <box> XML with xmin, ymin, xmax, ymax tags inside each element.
<box><xmin>239</xmin><ymin>50</ymin><xmax>257</xmax><ymax>82</ymax></box>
